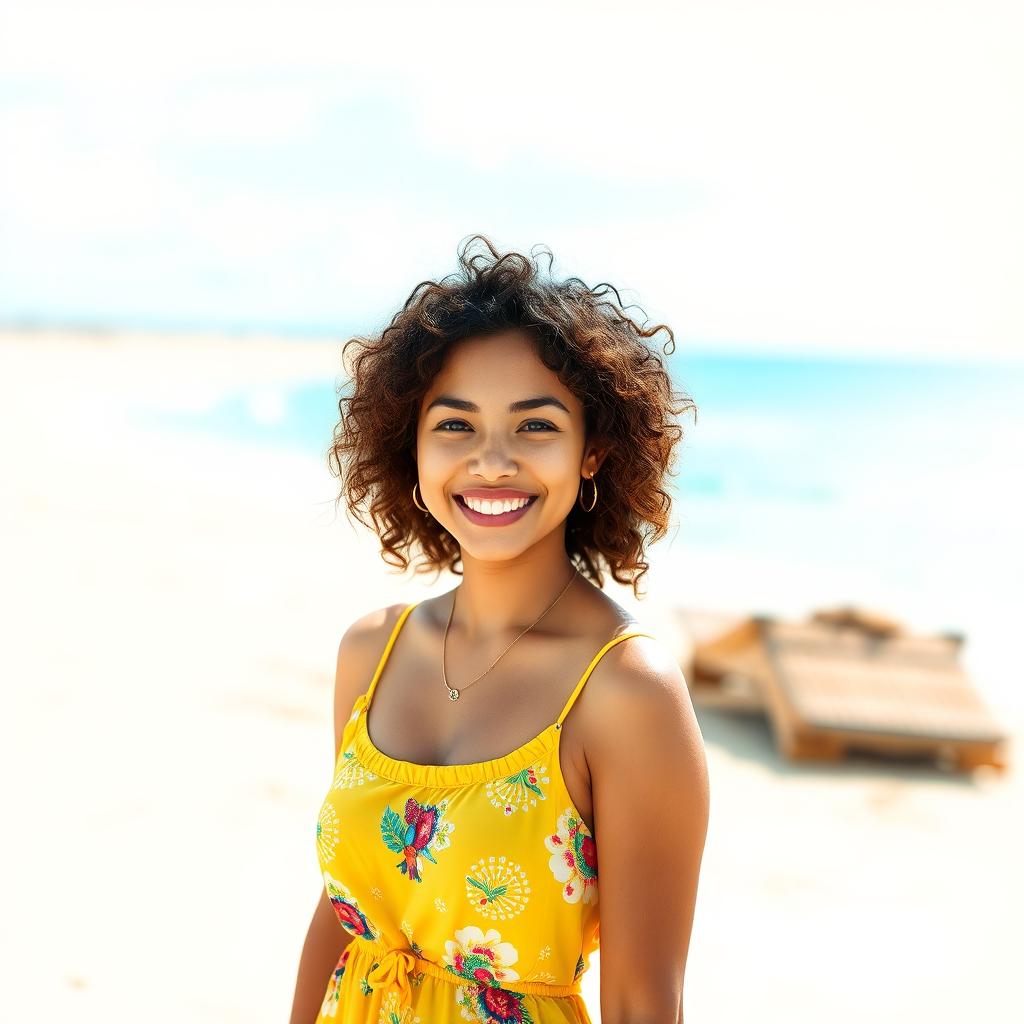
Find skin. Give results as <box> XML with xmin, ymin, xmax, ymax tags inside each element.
<box><xmin>414</xmin><ymin>327</ymin><xmax>602</xmax><ymax>622</ymax></box>
<box><xmin>327</xmin><ymin>328</ymin><xmax>709</xmax><ymax>1023</ymax></box>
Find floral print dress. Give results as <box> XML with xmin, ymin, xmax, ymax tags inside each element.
<box><xmin>313</xmin><ymin>602</ymin><xmax>653</xmax><ymax>1024</ymax></box>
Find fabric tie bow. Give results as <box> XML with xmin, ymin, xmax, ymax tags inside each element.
<box><xmin>366</xmin><ymin>947</ymin><xmax>419</xmax><ymax>1010</ymax></box>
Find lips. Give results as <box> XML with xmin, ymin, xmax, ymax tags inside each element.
<box><xmin>453</xmin><ymin>491</ymin><xmax>538</xmax><ymax>527</ymax></box>
<box><xmin>454</xmin><ymin>493</ymin><xmax>537</xmax><ymax>511</ymax></box>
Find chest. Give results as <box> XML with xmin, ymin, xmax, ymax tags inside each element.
<box><xmin>363</xmin><ymin>662</ymin><xmax>597</xmax><ymax>833</ymax></box>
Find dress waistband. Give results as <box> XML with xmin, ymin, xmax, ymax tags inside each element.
<box><xmin>346</xmin><ymin>939</ymin><xmax>584</xmax><ymax>1012</ymax></box>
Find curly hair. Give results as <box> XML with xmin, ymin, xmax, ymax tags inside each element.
<box><xmin>327</xmin><ymin>234</ymin><xmax>696</xmax><ymax>598</ymax></box>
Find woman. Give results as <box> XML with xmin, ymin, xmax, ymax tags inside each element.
<box><xmin>290</xmin><ymin>235</ymin><xmax>709</xmax><ymax>1024</ymax></box>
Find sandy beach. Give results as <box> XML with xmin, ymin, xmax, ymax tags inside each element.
<box><xmin>2</xmin><ymin>328</ymin><xmax>1020</xmax><ymax>1024</ymax></box>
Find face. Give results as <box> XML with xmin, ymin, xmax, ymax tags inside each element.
<box><xmin>415</xmin><ymin>329</ymin><xmax>605</xmax><ymax>563</ymax></box>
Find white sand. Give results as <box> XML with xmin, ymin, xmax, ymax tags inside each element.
<box><xmin>1</xmin><ymin>329</ymin><xmax>1019</xmax><ymax>1023</ymax></box>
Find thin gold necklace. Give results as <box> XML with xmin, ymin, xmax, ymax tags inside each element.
<box><xmin>441</xmin><ymin>566</ymin><xmax>580</xmax><ymax>701</ymax></box>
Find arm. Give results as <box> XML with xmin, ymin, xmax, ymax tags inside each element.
<box><xmin>288</xmin><ymin>611</ymin><xmax>401</xmax><ymax>1024</ymax></box>
<box><xmin>588</xmin><ymin>637</ymin><xmax>710</xmax><ymax>1024</ymax></box>
<box><xmin>288</xmin><ymin>888</ymin><xmax>354</xmax><ymax>1024</ymax></box>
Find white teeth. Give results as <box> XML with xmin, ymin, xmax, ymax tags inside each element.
<box><xmin>464</xmin><ymin>495</ymin><xmax>532</xmax><ymax>515</ymax></box>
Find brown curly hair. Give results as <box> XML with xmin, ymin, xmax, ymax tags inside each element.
<box><xmin>327</xmin><ymin>234</ymin><xmax>696</xmax><ymax>598</ymax></box>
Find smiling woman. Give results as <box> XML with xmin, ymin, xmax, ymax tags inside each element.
<box><xmin>328</xmin><ymin>235</ymin><xmax>695</xmax><ymax>592</ymax></box>
<box><xmin>291</xmin><ymin>235</ymin><xmax>708</xmax><ymax>1024</ymax></box>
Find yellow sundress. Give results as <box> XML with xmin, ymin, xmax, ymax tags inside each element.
<box><xmin>313</xmin><ymin>601</ymin><xmax>654</xmax><ymax>1024</ymax></box>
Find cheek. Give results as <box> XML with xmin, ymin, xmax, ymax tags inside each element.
<box><xmin>529</xmin><ymin>442</ymin><xmax>582</xmax><ymax>481</ymax></box>
<box><xmin>415</xmin><ymin>440</ymin><xmax>459</xmax><ymax>485</ymax></box>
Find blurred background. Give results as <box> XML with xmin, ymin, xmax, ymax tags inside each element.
<box><xmin>1</xmin><ymin>2</ymin><xmax>1021</xmax><ymax>1022</ymax></box>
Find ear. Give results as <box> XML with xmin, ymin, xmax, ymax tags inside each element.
<box><xmin>581</xmin><ymin>439</ymin><xmax>610</xmax><ymax>478</ymax></box>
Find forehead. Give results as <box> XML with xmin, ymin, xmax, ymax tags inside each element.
<box><xmin>426</xmin><ymin>329</ymin><xmax>571</xmax><ymax>398</ymax></box>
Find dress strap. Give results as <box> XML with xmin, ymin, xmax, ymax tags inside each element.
<box><xmin>555</xmin><ymin>628</ymin><xmax>655</xmax><ymax>727</ymax></box>
<box><xmin>363</xmin><ymin>602</ymin><xmax>420</xmax><ymax>708</ymax></box>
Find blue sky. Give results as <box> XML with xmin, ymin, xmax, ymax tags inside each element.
<box><xmin>1</xmin><ymin>0</ymin><xmax>1020</xmax><ymax>361</ymax></box>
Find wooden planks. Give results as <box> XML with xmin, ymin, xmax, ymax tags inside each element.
<box><xmin>680</xmin><ymin>605</ymin><xmax>1011</xmax><ymax>772</ymax></box>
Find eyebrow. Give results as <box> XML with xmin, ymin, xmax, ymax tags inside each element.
<box><xmin>425</xmin><ymin>394</ymin><xmax>571</xmax><ymax>415</ymax></box>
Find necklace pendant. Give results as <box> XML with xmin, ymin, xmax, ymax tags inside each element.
<box><xmin>448</xmin><ymin>688</ymin><xmax>460</xmax><ymax>701</ymax></box>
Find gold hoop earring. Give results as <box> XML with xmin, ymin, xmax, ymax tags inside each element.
<box><xmin>412</xmin><ymin>481</ymin><xmax>430</xmax><ymax>515</ymax></box>
<box><xmin>578</xmin><ymin>474</ymin><xmax>598</xmax><ymax>512</ymax></box>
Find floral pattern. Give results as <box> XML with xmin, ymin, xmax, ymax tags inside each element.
<box><xmin>523</xmin><ymin>969</ymin><xmax>557</xmax><ymax>985</ymax></box>
<box><xmin>544</xmin><ymin>808</ymin><xmax>598</xmax><ymax>904</ymax></box>
<box><xmin>334</xmin><ymin>748</ymin><xmax>378</xmax><ymax>789</ymax></box>
<box><xmin>380</xmin><ymin>797</ymin><xmax>455</xmax><ymax>882</ymax></box>
<box><xmin>377</xmin><ymin>989</ymin><xmax>423</xmax><ymax>1024</ymax></box>
<box><xmin>323</xmin><ymin>871</ymin><xmax>378</xmax><ymax>941</ymax></box>
<box><xmin>485</xmin><ymin>765</ymin><xmax>549</xmax><ymax>816</ymax></box>
<box><xmin>465</xmin><ymin>855</ymin><xmax>531</xmax><ymax>921</ymax></box>
<box><xmin>443</xmin><ymin>926</ymin><xmax>531</xmax><ymax>1024</ymax></box>
<box><xmin>318</xmin><ymin>947</ymin><xmax>351</xmax><ymax>1019</ymax></box>
<box><xmin>317</xmin><ymin>802</ymin><xmax>342</xmax><ymax>864</ymax></box>
<box><xmin>310</xmin><ymin>614</ymin><xmax>656</xmax><ymax>1022</ymax></box>
<box><xmin>307</xmin><ymin>610</ymin><xmax>655</xmax><ymax>1019</ymax></box>
<box><xmin>399</xmin><ymin>920</ymin><xmax>425</xmax><ymax>956</ymax></box>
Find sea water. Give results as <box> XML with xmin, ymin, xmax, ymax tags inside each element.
<box><xmin>134</xmin><ymin>347</ymin><xmax>1024</xmax><ymax>713</ymax></box>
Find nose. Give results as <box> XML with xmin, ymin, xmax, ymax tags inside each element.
<box><xmin>467</xmin><ymin>437</ymin><xmax>517</xmax><ymax>480</ymax></box>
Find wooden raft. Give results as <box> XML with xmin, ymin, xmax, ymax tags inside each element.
<box><xmin>679</xmin><ymin>605</ymin><xmax>1010</xmax><ymax>772</ymax></box>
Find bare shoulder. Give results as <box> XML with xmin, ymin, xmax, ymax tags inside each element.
<box><xmin>577</xmin><ymin>629</ymin><xmax>690</xmax><ymax>712</ymax></box>
<box><xmin>579</xmin><ymin>631</ymin><xmax>711</xmax><ymax>1017</ymax></box>
<box><xmin>575</xmin><ymin>630</ymin><xmax>708</xmax><ymax>775</ymax></box>
<box><xmin>337</xmin><ymin>602</ymin><xmax>411</xmax><ymax>659</ymax></box>
<box><xmin>331</xmin><ymin>602</ymin><xmax>410</xmax><ymax>757</ymax></box>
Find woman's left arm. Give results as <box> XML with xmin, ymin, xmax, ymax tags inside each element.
<box><xmin>588</xmin><ymin>637</ymin><xmax>711</xmax><ymax>1024</ymax></box>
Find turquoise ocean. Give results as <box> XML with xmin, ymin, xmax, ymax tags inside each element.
<box><xmin>134</xmin><ymin>346</ymin><xmax>1024</xmax><ymax>714</ymax></box>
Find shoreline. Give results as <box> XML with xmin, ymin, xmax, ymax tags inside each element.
<box><xmin>2</xmin><ymin>327</ymin><xmax>1019</xmax><ymax>1023</ymax></box>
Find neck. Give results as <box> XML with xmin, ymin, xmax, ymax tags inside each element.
<box><xmin>450</xmin><ymin>546</ymin><xmax>579</xmax><ymax>642</ymax></box>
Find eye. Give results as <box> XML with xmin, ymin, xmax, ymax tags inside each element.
<box><xmin>432</xmin><ymin>417</ymin><xmax>561</xmax><ymax>430</ymax></box>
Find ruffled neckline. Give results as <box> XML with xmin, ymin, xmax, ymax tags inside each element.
<box><xmin>351</xmin><ymin>692</ymin><xmax>562</xmax><ymax>788</ymax></box>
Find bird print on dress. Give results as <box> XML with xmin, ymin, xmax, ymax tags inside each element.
<box><xmin>311</xmin><ymin>604</ymin><xmax>653</xmax><ymax>1024</ymax></box>
<box><xmin>379</xmin><ymin>796</ymin><xmax>455</xmax><ymax>882</ymax></box>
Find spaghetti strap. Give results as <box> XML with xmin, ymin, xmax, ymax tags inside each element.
<box><xmin>315</xmin><ymin>613</ymin><xmax>658</xmax><ymax>1018</ymax></box>
<box><xmin>363</xmin><ymin>602</ymin><xmax>419</xmax><ymax>708</ymax></box>
<box><xmin>555</xmin><ymin>628</ymin><xmax>655</xmax><ymax>727</ymax></box>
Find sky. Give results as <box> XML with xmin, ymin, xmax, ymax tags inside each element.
<box><xmin>1</xmin><ymin>0</ymin><xmax>1021</xmax><ymax>362</ymax></box>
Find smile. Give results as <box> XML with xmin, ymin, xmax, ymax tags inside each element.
<box><xmin>453</xmin><ymin>493</ymin><xmax>538</xmax><ymax>527</ymax></box>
